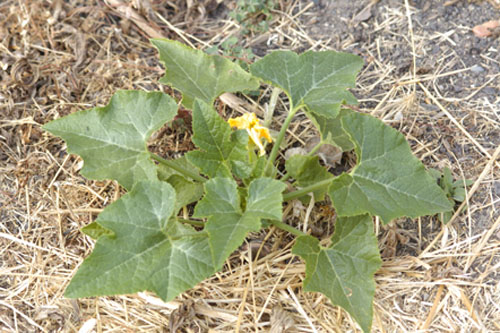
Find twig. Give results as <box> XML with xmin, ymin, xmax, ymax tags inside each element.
<box><xmin>420</xmin><ymin>284</ymin><xmax>444</xmax><ymax>329</ymax></box>
<box><xmin>464</xmin><ymin>215</ymin><xmax>500</xmax><ymax>272</ymax></box>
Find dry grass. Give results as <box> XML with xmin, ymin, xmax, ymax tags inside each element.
<box><xmin>1</xmin><ymin>0</ymin><xmax>499</xmax><ymax>332</ymax></box>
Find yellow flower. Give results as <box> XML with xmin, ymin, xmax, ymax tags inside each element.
<box><xmin>228</xmin><ymin>113</ymin><xmax>272</xmax><ymax>156</ymax></box>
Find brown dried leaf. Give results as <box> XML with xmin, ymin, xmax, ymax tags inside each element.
<box><xmin>305</xmin><ymin>138</ymin><xmax>343</xmax><ymax>167</ymax></box>
<box><xmin>472</xmin><ymin>20</ymin><xmax>500</xmax><ymax>38</ymax></box>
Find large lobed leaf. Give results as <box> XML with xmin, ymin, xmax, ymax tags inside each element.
<box><xmin>43</xmin><ymin>91</ymin><xmax>178</xmax><ymax>190</ymax></box>
<box><xmin>187</xmin><ymin>99</ymin><xmax>251</xmax><ymax>179</ymax></box>
<box><xmin>65</xmin><ymin>180</ymin><xmax>215</xmax><ymax>301</ymax></box>
<box><xmin>151</xmin><ymin>38</ymin><xmax>260</xmax><ymax>109</ymax></box>
<box><xmin>292</xmin><ymin>215</ymin><xmax>382</xmax><ymax>333</ymax></box>
<box><xmin>250</xmin><ymin>50</ymin><xmax>363</xmax><ymax>118</ymax></box>
<box><xmin>194</xmin><ymin>177</ymin><xmax>286</xmax><ymax>267</ymax></box>
<box><xmin>329</xmin><ymin>112</ymin><xmax>453</xmax><ymax>223</ymax></box>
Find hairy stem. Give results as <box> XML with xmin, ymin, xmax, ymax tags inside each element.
<box><xmin>307</xmin><ymin>140</ymin><xmax>324</xmax><ymax>156</ymax></box>
<box><xmin>282</xmin><ymin>178</ymin><xmax>334</xmax><ymax>202</ymax></box>
<box><xmin>266</xmin><ymin>102</ymin><xmax>299</xmax><ymax>173</ymax></box>
<box><xmin>280</xmin><ymin>173</ymin><xmax>291</xmax><ymax>182</ymax></box>
<box><xmin>268</xmin><ymin>219</ymin><xmax>307</xmax><ymax>237</ymax></box>
<box><xmin>149</xmin><ymin>152</ymin><xmax>206</xmax><ymax>183</ymax></box>
<box><xmin>177</xmin><ymin>218</ymin><xmax>205</xmax><ymax>227</ymax></box>
<box><xmin>263</xmin><ymin>87</ymin><xmax>281</xmax><ymax>128</ymax></box>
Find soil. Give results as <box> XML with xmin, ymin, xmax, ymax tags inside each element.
<box><xmin>305</xmin><ymin>0</ymin><xmax>500</xmax><ymax>103</ymax></box>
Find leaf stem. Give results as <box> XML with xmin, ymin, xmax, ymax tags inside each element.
<box><xmin>280</xmin><ymin>173</ymin><xmax>291</xmax><ymax>182</ymax></box>
<box><xmin>282</xmin><ymin>178</ymin><xmax>334</xmax><ymax>202</ymax></box>
<box><xmin>263</xmin><ymin>87</ymin><xmax>281</xmax><ymax>128</ymax></box>
<box><xmin>177</xmin><ymin>218</ymin><xmax>205</xmax><ymax>227</ymax></box>
<box><xmin>149</xmin><ymin>152</ymin><xmax>206</xmax><ymax>183</ymax></box>
<box><xmin>266</xmin><ymin>102</ymin><xmax>299</xmax><ymax>173</ymax></box>
<box><xmin>268</xmin><ymin>219</ymin><xmax>307</xmax><ymax>237</ymax></box>
<box><xmin>307</xmin><ymin>140</ymin><xmax>324</xmax><ymax>156</ymax></box>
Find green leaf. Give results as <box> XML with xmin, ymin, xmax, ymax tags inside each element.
<box><xmin>43</xmin><ymin>91</ymin><xmax>178</xmax><ymax>190</ymax></box>
<box><xmin>194</xmin><ymin>177</ymin><xmax>285</xmax><ymax>267</ymax></box>
<box><xmin>244</xmin><ymin>155</ymin><xmax>267</xmax><ymax>185</ymax></box>
<box><xmin>250</xmin><ymin>51</ymin><xmax>363</xmax><ymax>118</ymax></box>
<box><xmin>452</xmin><ymin>187</ymin><xmax>466</xmax><ymax>202</ymax></box>
<box><xmin>81</xmin><ymin>222</ymin><xmax>113</xmax><ymax>240</ymax></box>
<box><xmin>427</xmin><ymin>168</ymin><xmax>442</xmax><ymax>180</ymax></box>
<box><xmin>187</xmin><ymin>99</ymin><xmax>251</xmax><ymax>179</ymax></box>
<box><xmin>307</xmin><ymin>109</ymin><xmax>355</xmax><ymax>151</ymax></box>
<box><xmin>328</xmin><ymin>112</ymin><xmax>453</xmax><ymax>223</ymax></box>
<box><xmin>453</xmin><ymin>178</ymin><xmax>474</xmax><ymax>187</ymax></box>
<box><xmin>166</xmin><ymin>175</ymin><xmax>204</xmax><ymax>212</ymax></box>
<box><xmin>157</xmin><ymin>156</ymin><xmax>204</xmax><ymax>211</ymax></box>
<box><xmin>292</xmin><ymin>215</ymin><xmax>381</xmax><ymax>333</ymax></box>
<box><xmin>245</xmin><ymin>178</ymin><xmax>287</xmax><ymax>221</ymax></box>
<box><xmin>285</xmin><ymin>155</ymin><xmax>333</xmax><ymax>201</ymax></box>
<box><xmin>65</xmin><ymin>180</ymin><xmax>215</xmax><ymax>301</ymax></box>
<box><xmin>151</xmin><ymin>39</ymin><xmax>259</xmax><ymax>109</ymax></box>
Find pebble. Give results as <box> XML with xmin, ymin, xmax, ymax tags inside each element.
<box><xmin>470</xmin><ymin>64</ymin><xmax>485</xmax><ymax>73</ymax></box>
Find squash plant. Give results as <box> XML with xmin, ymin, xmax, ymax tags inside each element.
<box><xmin>43</xmin><ymin>39</ymin><xmax>452</xmax><ymax>332</ymax></box>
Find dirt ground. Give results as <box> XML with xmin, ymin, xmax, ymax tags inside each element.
<box><xmin>1</xmin><ymin>0</ymin><xmax>499</xmax><ymax>332</ymax></box>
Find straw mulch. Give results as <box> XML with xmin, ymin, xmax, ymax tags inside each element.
<box><xmin>1</xmin><ymin>0</ymin><xmax>499</xmax><ymax>332</ymax></box>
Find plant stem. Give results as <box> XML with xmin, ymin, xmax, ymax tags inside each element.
<box><xmin>268</xmin><ymin>219</ymin><xmax>307</xmax><ymax>237</ymax></box>
<box><xmin>177</xmin><ymin>218</ymin><xmax>205</xmax><ymax>227</ymax></box>
<box><xmin>263</xmin><ymin>87</ymin><xmax>281</xmax><ymax>128</ymax></box>
<box><xmin>149</xmin><ymin>152</ymin><xmax>206</xmax><ymax>183</ymax></box>
<box><xmin>282</xmin><ymin>178</ymin><xmax>334</xmax><ymax>202</ymax></box>
<box><xmin>280</xmin><ymin>173</ymin><xmax>291</xmax><ymax>182</ymax></box>
<box><xmin>266</xmin><ymin>102</ymin><xmax>298</xmax><ymax>173</ymax></box>
<box><xmin>307</xmin><ymin>140</ymin><xmax>324</xmax><ymax>156</ymax></box>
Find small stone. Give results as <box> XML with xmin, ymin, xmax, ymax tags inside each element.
<box><xmin>470</xmin><ymin>65</ymin><xmax>485</xmax><ymax>73</ymax></box>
